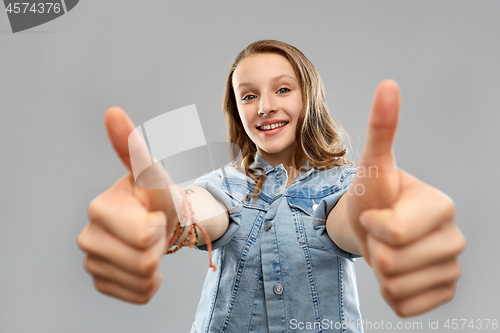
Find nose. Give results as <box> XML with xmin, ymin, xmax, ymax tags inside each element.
<box><xmin>258</xmin><ymin>92</ymin><xmax>276</xmax><ymax>116</ymax></box>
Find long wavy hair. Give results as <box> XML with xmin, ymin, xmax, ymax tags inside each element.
<box><xmin>222</xmin><ymin>39</ymin><xmax>353</xmax><ymax>201</ymax></box>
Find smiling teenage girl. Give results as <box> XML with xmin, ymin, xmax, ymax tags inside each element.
<box><xmin>78</xmin><ymin>40</ymin><xmax>465</xmax><ymax>333</ymax></box>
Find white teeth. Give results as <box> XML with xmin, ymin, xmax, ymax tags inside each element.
<box><xmin>258</xmin><ymin>122</ymin><xmax>287</xmax><ymax>131</ymax></box>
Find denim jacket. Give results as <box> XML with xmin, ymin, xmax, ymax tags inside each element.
<box><xmin>190</xmin><ymin>152</ymin><xmax>363</xmax><ymax>333</ymax></box>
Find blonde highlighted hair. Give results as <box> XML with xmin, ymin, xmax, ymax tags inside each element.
<box><xmin>222</xmin><ymin>39</ymin><xmax>353</xmax><ymax>200</ymax></box>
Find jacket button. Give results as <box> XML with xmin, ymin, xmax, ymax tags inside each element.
<box><xmin>264</xmin><ymin>221</ymin><xmax>273</xmax><ymax>231</ymax></box>
<box><xmin>273</xmin><ymin>284</ymin><xmax>284</xmax><ymax>295</ymax></box>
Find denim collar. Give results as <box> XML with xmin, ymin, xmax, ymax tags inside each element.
<box><xmin>250</xmin><ymin>151</ymin><xmax>316</xmax><ymax>181</ymax></box>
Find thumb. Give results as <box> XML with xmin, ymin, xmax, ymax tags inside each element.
<box><xmin>359</xmin><ymin>79</ymin><xmax>400</xmax><ymax>172</ymax></box>
<box><xmin>104</xmin><ymin>106</ymin><xmax>138</xmax><ymax>173</ymax></box>
<box><xmin>105</xmin><ymin>106</ymin><xmax>169</xmax><ymax>190</ymax></box>
<box><xmin>104</xmin><ymin>106</ymin><xmax>182</xmax><ymax>238</ymax></box>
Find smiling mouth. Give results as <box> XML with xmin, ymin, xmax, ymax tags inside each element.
<box><xmin>256</xmin><ymin>122</ymin><xmax>289</xmax><ymax>131</ymax></box>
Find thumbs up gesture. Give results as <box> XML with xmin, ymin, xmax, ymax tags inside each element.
<box><xmin>77</xmin><ymin>107</ymin><xmax>182</xmax><ymax>304</ymax></box>
<box><xmin>347</xmin><ymin>80</ymin><xmax>466</xmax><ymax>317</ymax></box>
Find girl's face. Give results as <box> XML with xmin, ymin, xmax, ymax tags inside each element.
<box><xmin>232</xmin><ymin>53</ymin><xmax>303</xmax><ymax>167</ymax></box>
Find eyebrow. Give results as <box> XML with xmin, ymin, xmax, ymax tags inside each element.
<box><xmin>236</xmin><ymin>74</ymin><xmax>296</xmax><ymax>90</ymax></box>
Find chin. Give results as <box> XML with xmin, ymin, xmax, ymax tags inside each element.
<box><xmin>261</xmin><ymin>146</ymin><xmax>289</xmax><ymax>155</ymax></box>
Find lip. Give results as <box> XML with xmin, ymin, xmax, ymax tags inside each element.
<box><xmin>256</xmin><ymin>122</ymin><xmax>288</xmax><ymax>136</ymax></box>
<box><xmin>256</xmin><ymin>119</ymin><xmax>289</xmax><ymax>128</ymax></box>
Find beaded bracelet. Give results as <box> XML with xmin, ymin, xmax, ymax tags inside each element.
<box><xmin>164</xmin><ymin>185</ymin><xmax>217</xmax><ymax>271</ymax></box>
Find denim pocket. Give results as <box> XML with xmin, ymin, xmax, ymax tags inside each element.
<box><xmin>288</xmin><ymin>196</ymin><xmax>328</xmax><ymax>250</ymax></box>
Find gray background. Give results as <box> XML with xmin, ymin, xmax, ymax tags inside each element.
<box><xmin>1</xmin><ymin>1</ymin><xmax>498</xmax><ymax>332</ymax></box>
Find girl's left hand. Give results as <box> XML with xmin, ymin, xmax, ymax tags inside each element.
<box><xmin>347</xmin><ymin>80</ymin><xmax>466</xmax><ymax>317</ymax></box>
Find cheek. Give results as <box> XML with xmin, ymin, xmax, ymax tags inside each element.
<box><xmin>285</xmin><ymin>96</ymin><xmax>303</xmax><ymax>118</ymax></box>
<box><xmin>241</xmin><ymin>123</ymin><xmax>252</xmax><ymax>136</ymax></box>
<box><xmin>238</xmin><ymin>110</ymin><xmax>253</xmax><ymax>131</ymax></box>
<box><xmin>238</xmin><ymin>116</ymin><xmax>248</xmax><ymax>130</ymax></box>
<box><xmin>295</xmin><ymin>97</ymin><xmax>304</xmax><ymax>116</ymax></box>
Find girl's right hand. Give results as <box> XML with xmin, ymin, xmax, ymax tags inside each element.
<box><xmin>77</xmin><ymin>107</ymin><xmax>180</xmax><ymax>304</ymax></box>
